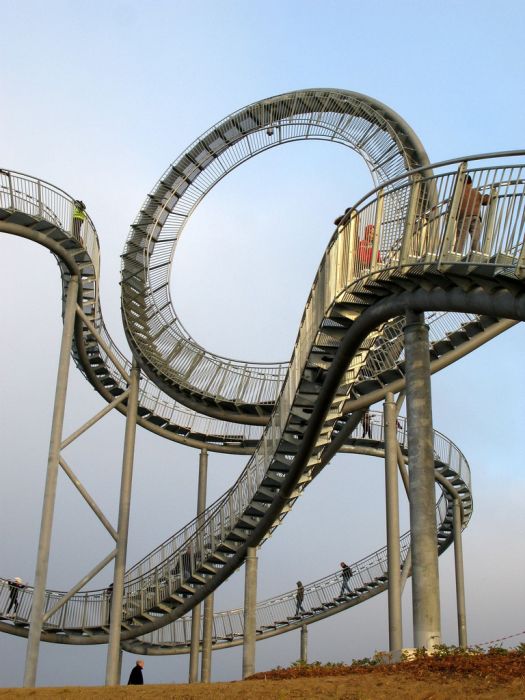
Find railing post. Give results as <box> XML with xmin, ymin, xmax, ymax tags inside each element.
<box><xmin>453</xmin><ymin>498</ymin><xmax>468</xmax><ymax>648</ymax></box>
<box><xmin>23</xmin><ymin>276</ymin><xmax>79</xmax><ymax>687</ymax></box>
<box><xmin>370</xmin><ymin>188</ymin><xmax>384</xmax><ymax>272</ymax></box>
<box><xmin>189</xmin><ymin>448</ymin><xmax>208</xmax><ymax>683</ymax></box>
<box><xmin>481</xmin><ymin>185</ymin><xmax>499</xmax><ymax>256</ymax></box>
<box><xmin>404</xmin><ymin>310</ymin><xmax>441</xmax><ymax>650</ymax></box>
<box><xmin>347</xmin><ymin>210</ymin><xmax>358</xmax><ymax>284</ymax></box>
<box><xmin>7</xmin><ymin>170</ymin><xmax>14</xmax><ymax>209</ymax></box>
<box><xmin>242</xmin><ymin>546</ymin><xmax>258</xmax><ymax>679</ymax></box>
<box><xmin>400</xmin><ymin>175</ymin><xmax>422</xmax><ymax>264</ymax></box>
<box><xmin>105</xmin><ymin>359</ymin><xmax>140</xmax><ymax>686</ymax></box>
<box><xmin>37</xmin><ymin>180</ymin><xmax>43</xmax><ymax>218</ymax></box>
<box><xmin>438</xmin><ymin>162</ymin><xmax>468</xmax><ymax>266</ymax></box>
<box><xmin>384</xmin><ymin>392</ymin><xmax>402</xmax><ymax>654</ymax></box>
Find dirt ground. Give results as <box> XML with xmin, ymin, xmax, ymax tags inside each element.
<box><xmin>1</xmin><ymin>653</ymin><xmax>524</xmax><ymax>699</ymax></box>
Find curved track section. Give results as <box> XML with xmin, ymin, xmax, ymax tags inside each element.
<box><xmin>0</xmin><ymin>412</ymin><xmax>471</xmax><ymax>646</ymax></box>
<box><xmin>121</xmin><ymin>88</ymin><xmax>431</xmax><ymax>424</ymax></box>
<box><xmin>122</xmin><ymin>412</ymin><xmax>472</xmax><ymax>654</ymax></box>
<box><xmin>0</xmin><ymin>93</ymin><xmax>523</xmax><ymax>649</ymax></box>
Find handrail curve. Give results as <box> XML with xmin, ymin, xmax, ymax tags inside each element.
<box><xmin>0</xmin><ymin>108</ymin><xmax>523</xmax><ymax>648</ymax></box>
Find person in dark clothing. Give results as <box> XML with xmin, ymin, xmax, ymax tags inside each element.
<box><xmin>295</xmin><ymin>581</ymin><xmax>305</xmax><ymax>616</ymax></box>
<box><xmin>6</xmin><ymin>577</ymin><xmax>25</xmax><ymax>617</ymax></box>
<box><xmin>361</xmin><ymin>410</ymin><xmax>372</xmax><ymax>438</ymax></box>
<box><xmin>106</xmin><ymin>582</ymin><xmax>113</xmax><ymax>624</ymax></box>
<box><xmin>334</xmin><ymin>207</ymin><xmax>352</xmax><ymax>227</ymax></box>
<box><xmin>128</xmin><ymin>659</ymin><xmax>144</xmax><ymax>685</ymax></box>
<box><xmin>339</xmin><ymin>562</ymin><xmax>353</xmax><ymax>596</ymax></box>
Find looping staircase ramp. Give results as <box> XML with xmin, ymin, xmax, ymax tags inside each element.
<box><xmin>0</xmin><ymin>152</ymin><xmax>523</xmax><ymax>644</ymax></box>
<box><xmin>120</xmin><ymin>88</ymin><xmax>431</xmax><ymax>424</ymax></box>
<box><xmin>0</xmin><ymin>412</ymin><xmax>471</xmax><ymax>645</ymax></box>
<box><xmin>0</xmin><ymin>94</ymin><xmax>523</xmax><ymax>648</ymax></box>
<box><xmin>122</xmin><ymin>412</ymin><xmax>472</xmax><ymax>654</ymax></box>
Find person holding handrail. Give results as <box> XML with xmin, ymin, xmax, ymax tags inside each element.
<box><xmin>295</xmin><ymin>581</ymin><xmax>305</xmax><ymax>616</ymax></box>
<box><xmin>72</xmin><ymin>200</ymin><xmax>86</xmax><ymax>241</ymax></box>
<box><xmin>5</xmin><ymin>577</ymin><xmax>25</xmax><ymax>618</ymax></box>
<box><xmin>361</xmin><ymin>410</ymin><xmax>373</xmax><ymax>439</ymax></box>
<box><xmin>339</xmin><ymin>562</ymin><xmax>353</xmax><ymax>596</ymax></box>
<box><xmin>454</xmin><ymin>176</ymin><xmax>490</xmax><ymax>253</ymax></box>
<box><xmin>334</xmin><ymin>207</ymin><xmax>352</xmax><ymax>227</ymax></box>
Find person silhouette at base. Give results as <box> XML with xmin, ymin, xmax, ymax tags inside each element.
<box><xmin>128</xmin><ymin>659</ymin><xmax>144</xmax><ymax>685</ymax></box>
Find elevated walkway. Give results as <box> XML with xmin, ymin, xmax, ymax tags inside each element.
<box><xmin>0</xmin><ymin>96</ymin><xmax>523</xmax><ymax>648</ymax></box>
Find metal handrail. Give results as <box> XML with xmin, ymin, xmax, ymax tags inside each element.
<box><xmin>120</xmin><ymin>88</ymin><xmax>429</xmax><ymax>411</ymax></box>
<box><xmin>106</xmin><ymin>154</ymin><xmax>519</xmax><ymax>619</ymax></box>
<box><xmin>0</xmin><ymin>412</ymin><xmax>470</xmax><ymax>635</ymax></box>
<box><xmin>1</xmin><ymin>151</ymin><xmax>522</xmax><ymax>640</ymax></box>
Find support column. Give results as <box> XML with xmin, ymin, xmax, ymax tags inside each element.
<box><xmin>200</xmin><ymin>592</ymin><xmax>214</xmax><ymax>682</ymax></box>
<box><xmin>453</xmin><ymin>498</ymin><xmax>467</xmax><ymax>648</ymax></box>
<box><xmin>189</xmin><ymin>448</ymin><xmax>208</xmax><ymax>683</ymax></box>
<box><xmin>300</xmin><ymin>625</ymin><xmax>308</xmax><ymax>663</ymax></box>
<box><xmin>384</xmin><ymin>392</ymin><xmax>402</xmax><ymax>653</ymax></box>
<box><xmin>105</xmin><ymin>359</ymin><xmax>140</xmax><ymax>685</ymax></box>
<box><xmin>404</xmin><ymin>310</ymin><xmax>441</xmax><ymax>650</ymax></box>
<box><xmin>24</xmin><ymin>276</ymin><xmax>79</xmax><ymax>687</ymax></box>
<box><xmin>242</xmin><ymin>547</ymin><xmax>258</xmax><ymax>679</ymax></box>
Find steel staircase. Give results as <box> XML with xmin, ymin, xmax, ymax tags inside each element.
<box><xmin>122</xmin><ymin>411</ymin><xmax>472</xmax><ymax>654</ymax></box>
<box><xmin>0</xmin><ymin>92</ymin><xmax>523</xmax><ymax>649</ymax></box>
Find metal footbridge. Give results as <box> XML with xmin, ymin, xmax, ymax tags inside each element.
<box><xmin>0</xmin><ymin>89</ymin><xmax>523</xmax><ymax>661</ymax></box>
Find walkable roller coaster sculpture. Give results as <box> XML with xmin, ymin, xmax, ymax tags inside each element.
<box><xmin>0</xmin><ymin>89</ymin><xmax>523</xmax><ymax>686</ymax></box>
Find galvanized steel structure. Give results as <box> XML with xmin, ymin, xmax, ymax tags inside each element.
<box><xmin>0</xmin><ymin>88</ymin><xmax>523</xmax><ymax>685</ymax></box>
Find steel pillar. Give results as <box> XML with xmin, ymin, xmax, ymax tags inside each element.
<box><xmin>242</xmin><ymin>547</ymin><xmax>258</xmax><ymax>679</ymax></box>
<box><xmin>189</xmin><ymin>448</ymin><xmax>208</xmax><ymax>683</ymax></box>
<box><xmin>404</xmin><ymin>310</ymin><xmax>441</xmax><ymax>650</ymax></box>
<box><xmin>201</xmin><ymin>592</ymin><xmax>214</xmax><ymax>682</ymax></box>
<box><xmin>384</xmin><ymin>392</ymin><xmax>402</xmax><ymax>652</ymax></box>
<box><xmin>453</xmin><ymin>498</ymin><xmax>467</xmax><ymax>648</ymax></box>
<box><xmin>105</xmin><ymin>359</ymin><xmax>140</xmax><ymax>685</ymax></box>
<box><xmin>300</xmin><ymin>625</ymin><xmax>308</xmax><ymax>663</ymax></box>
<box><xmin>23</xmin><ymin>276</ymin><xmax>79</xmax><ymax>687</ymax></box>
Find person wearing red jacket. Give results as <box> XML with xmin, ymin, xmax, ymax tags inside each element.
<box><xmin>358</xmin><ymin>224</ymin><xmax>381</xmax><ymax>267</ymax></box>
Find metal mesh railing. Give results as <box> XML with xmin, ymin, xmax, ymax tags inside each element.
<box><xmin>0</xmin><ymin>410</ymin><xmax>470</xmax><ymax>634</ymax></box>
<box><xmin>1</xmin><ymin>152</ymin><xmax>522</xmax><ymax>638</ymax></box>
<box><xmin>121</xmin><ymin>89</ymin><xmax>428</xmax><ymax>410</ymax></box>
<box><xmin>0</xmin><ymin>170</ymin><xmax>265</xmax><ymax>447</ymax></box>
<box><xmin>128</xmin><ymin>407</ymin><xmax>472</xmax><ymax>649</ymax></box>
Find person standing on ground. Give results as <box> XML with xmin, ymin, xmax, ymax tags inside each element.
<box><xmin>128</xmin><ymin>659</ymin><xmax>144</xmax><ymax>685</ymax></box>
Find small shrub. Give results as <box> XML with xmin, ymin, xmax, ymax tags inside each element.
<box><xmin>487</xmin><ymin>645</ymin><xmax>508</xmax><ymax>655</ymax></box>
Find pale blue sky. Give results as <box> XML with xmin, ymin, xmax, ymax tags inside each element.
<box><xmin>0</xmin><ymin>0</ymin><xmax>524</xmax><ymax>688</ymax></box>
